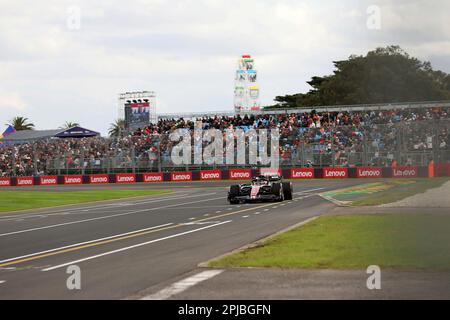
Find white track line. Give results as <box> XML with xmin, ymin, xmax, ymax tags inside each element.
<box><xmin>293</xmin><ymin>187</ymin><xmax>325</xmax><ymax>195</ymax></box>
<box><xmin>0</xmin><ymin>280</ymin><xmax>5</xmax><ymax>285</ymax></box>
<box><xmin>141</xmin><ymin>270</ymin><xmax>224</xmax><ymax>300</ymax></box>
<box><xmin>0</xmin><ymin>223</ymin><xmax>174</xmax><ymax>265</ymax></box>
<box><xmin>42</xmin><ymin>221</ymin><xmax>231</xmax><ymax>272</ymax></box>
<box><xmin>0</xmin><ymin>192</ymin><xmax>206</xmax><ymax>222</ymax></box>
<box><xmin>0</xmin><ymin>195</ymin><xmax>223</xmax><ymax>237</ymax></box>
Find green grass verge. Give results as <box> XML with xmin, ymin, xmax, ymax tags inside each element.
<box><xmin>0</xmin><ymin>189</ymin><xmax>171</xmax><ymax>213</ymax></box>
<box><xmin>209</xmin><ymin>214</ymin><xmax>450</xmax><ymax>270</ymax></box>
<box><xmin>350</xmin><ymin>178</ymin><xmax>449</xmax><ymax>206</ymax></box>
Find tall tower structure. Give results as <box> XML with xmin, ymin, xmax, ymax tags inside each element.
<box><xmin>234</xmin><ymin>54</ymin><xmax>260</xmax><ymax>113</ymax></box>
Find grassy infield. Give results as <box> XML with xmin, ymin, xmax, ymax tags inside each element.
<box><xmin>210</xmin><ymin>178</ymin><xmax>450</xmax><ymax>270</ymax></box>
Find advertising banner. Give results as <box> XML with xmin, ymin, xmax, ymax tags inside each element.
<box><xmin>171</xmin><ymin>172</ymin><xmax>193</xmax><ymax>182</ymax></box>
<box><xmin>200</xmin><ymin>170</ymin><xmax>222</xmax><ymax>181</ymax></box>
<box><xmin>291</xmin><ymin>168</ymin><xmax>315</xmax><ymax>179</ymax></box>
<box><xmin>116</xmin><ymin>173</ymin><xmax>136</xmax><ymax>184</ymax></box>
<box><xmin>39</xmin><ymin>176</ymin><xmax>58</xmax><ymax>185</ymax></box>
<box><xmin>357</xmin><ymin>167</ymin><xmax>383</xmax><ymax>178</ymax></box>
<box><xmin>323</xmin><ymin>167</ymin><xmax>348</xmax><ymax>179</ymax></box>
<box><xmin>89</xmin><ymin>174</ymin><xmax>109</xmax><ymax>184</ymax></box>
<box><xmin>259</xmin><ymin>168</ymin><xmax>282</xmax><ymax>177</ymax></box>
<box><xmin>0</xmin><ymin>177</ymin><xmax>11</xmax><ymax>187</ymax></box>
<box><xmin>392</xmin><ymin>166</ymin><xmax>419</xmax><ymax>178</ymax></box>
<box><xmin>17</xmin><ymin>177</ymin><xmax>34</xmax><ymax>186</ymax></box>
<box><xmin>229</xmin><ymin>169</ymin><xmax>252</xmax><ymax>180</ymax></box>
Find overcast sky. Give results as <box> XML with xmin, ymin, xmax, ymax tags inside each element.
<box><xmin>0</xmin><ymin>0</ymin><xmax>449</xmax><ymax>135</ymax></box>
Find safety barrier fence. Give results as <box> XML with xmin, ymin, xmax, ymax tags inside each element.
<box><xmin>0</xmin><ymin>164</ymin><xmax>449</xmax><ymax>187</ymax></box>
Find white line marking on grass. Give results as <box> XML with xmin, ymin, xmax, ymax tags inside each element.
<box><xmin>42</xmin><ymin>221</ymin><xmax>231</xmax><ymax>272</ymax></box>
<box><xmin>0</xmin><ymin>223</ymin><xmax>173</xmax><ymax>265</ymax></box>
<box><xmin>141</xmin><ymin>270</ymin><xmax>224</xmax><ymax>300</ymax></box>
<box><xmin>0</xmin><ymin>196</ymin><xmax>223</xmax><ymax>238</ymax></box>
<box><xmin>293</xmin><ymin>188</ymin><xmax>325</xmax><ymax>195</ymax></box>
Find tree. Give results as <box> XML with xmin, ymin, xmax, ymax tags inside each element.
<box><xmin>9</xmin><ymin>117</ymin><xmax>35</xmax><ymax>131</ymax></box>
<box><xmin>108</xmin><ymin>119</ymin><xmax>125</xmax><ymax>138</ymax></box>
<box><xmin>268</xmin><ymin>45</ymin><xmax>450</xmax><ymax>109</ymax></box>
<box><xmin>60</xmin><ymin>122</ymin><xmax>80</xmax><ymax>129</ymax></box>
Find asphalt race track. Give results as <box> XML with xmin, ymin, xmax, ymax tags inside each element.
<box><xmin>0</xmin><ymin>180</ymin><xmax>365</xmax><ymax>299</ymax></box>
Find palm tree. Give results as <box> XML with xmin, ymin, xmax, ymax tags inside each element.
<box><xmin>9</xmin><ymin>117</ymin><xmax>35</xmax><ymax>131</ymax></box>
<box><xmin>108</xmin><ymin>119</ymin><xmax>126</xmax><ymax>138</ymax></box>
<box><xmin>60</xmin><ymin>121</ymin><xmax>80</xmax><ymax>129</ymax></box>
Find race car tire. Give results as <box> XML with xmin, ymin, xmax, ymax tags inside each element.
<box><xmin>271</xmin><ymin>183</ymin><xmax>283</xmax><ymax>202</ymax></box>
<box><xmin>283</xmin><ymin>182</ymin><xmax>293</xmax><ymax>200</ymax></box>
<box><xmin>229</xmin><ymin>185</ymin><xmax>240</xmax><ymax>204</ymax></box>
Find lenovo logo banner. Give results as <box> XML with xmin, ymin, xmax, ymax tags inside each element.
<box><xmin>39</xmin><ymin>176</ymin><xmax>58</xmax><ymax>185</ymax></box>
<box><xmin>291</xmin><ymin>168</ymin><xmax>315</xmax><ymax>179</ymax></box>
<box><xmin>64</xmin><ymin>175</ymin><xmax>83</xmax><ymax>185</ymax></box>
<box><xmin>357</xmin><ymin>167</ymin><xmax>383</xmax><ymax>178</ymax></box>
<box><xmin>200</xmin><ymin>170</ymin><xmax>222</xmax><ymax>181</ymax></box>
<box><xmin>90</xmin><ymin>174</ymin><xmax>109</xmax><ymax>184</ymax></box>
<box><xmin>0</xmin><ymin>178</ymin><xmax>11</xmax><ymax>187</ymax></box>
<box><xmin>116</xmin><ymin>174</ymin><xmax>136</xmax><ymax>184</ymax></box>
<box><xmin>259</xmin><ymin>168</ymin><xmax>282</xmax><ymax>177</ymax></box>
<box><xmin>17</xmin><ymin>177</ymin><xmax>34</xmax><ymax>186</ymax></box>
<box><xmin>323</xmin><ymin>168</ymin><xmax>348</xmax><ymax>179</ymax></box>
<box><xmin>392</xmin><ymin>166</ymin><xmax>418</xmax><ymax>178</ymax></box>
<box><xmin>229</xmin><ymin>169</ymin><xmax>252</xmax><ymax>180</ymax></box>
<box><xmin>143</xmin><ymin>173</ymin><xmax>164</xmax><ymax>183</ymax></box>
<box><xmin>171</xmin><ymin>172</ymin><xmax>192</xmax><ymax>182</ymax></box>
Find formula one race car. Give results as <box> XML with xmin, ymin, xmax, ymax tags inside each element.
<box><xmin>228</xmin><ymin>175</ymin><xmax>293</xmax><ymax>204</ymax></box>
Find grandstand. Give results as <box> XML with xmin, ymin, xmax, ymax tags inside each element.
<box><xmin>0</xmin><ymin>101</ymin><xmax>449</xmax><ymax>177</ymax></box>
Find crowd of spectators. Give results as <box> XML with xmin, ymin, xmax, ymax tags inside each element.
<box><xmin>0</xmin><ymin>107</ymin><xmax>449</xmax><ymax>177</ymax></box>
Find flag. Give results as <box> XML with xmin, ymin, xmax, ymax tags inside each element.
<box><xmin>0</xmin><ymin>125</ymin><xmax>16</xmax><ymax>140</ymax></box>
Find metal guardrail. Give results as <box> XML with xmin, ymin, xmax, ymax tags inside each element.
<box><xmin>156</xmin><ymin>100</ymin><xmax>450</xmax><ymax>119</ymax></box>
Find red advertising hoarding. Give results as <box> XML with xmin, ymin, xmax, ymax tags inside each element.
<box><xmin>16</xmin><ymin>177</ymin><xmax>34</xmax><ymax>186</ymax></box>
<box><xmin>39</xmin><ymin>176</ymin><xmax>58</xmax><ymax>185</ymax></box>
<box><xmin>171</xmin><ymin>172</ymin><xmax>193</xmax><ymax>182</ymax></box>
<box><xmin>0</xmin><ymin>177</ymin><xmax>11</xmax><ymax>187</ymax></box>
<box><xmin>357</xmin><ymin>167</ymin><xmax>383</xmax><ymax>178</ymax></box>
<box><xmin>323</xmin><ymin>167</ymin><xmax>348</xmax><ymax>179</ymax></box>
<box><xmin>116</xmin><ymin>173</ymin><xmax>136</xmax><ymax>184</ymax></box>
<box><xmin>143</xmin><ymin>173</ymin><xmax>164</xmax><ymax>183</ymax></box>
<box><xmin>64</xmin><ymin>175</ymin><xmax>83</xmax><ymax>185</ymax></box>
<box><xmin>200</xmin><ymin>170</ymin><xmax>222</xmax><ymax>181</ymax></box>
<box><xmin>229</xmin><ymin>169</ymin><xmax>252</xmax><ymax>180</ymax></box>
<box><xmin>291</xmin><ymin>168</ymin><xmax>315</xmax><ymax>179</ymax></box>
<box><xmin>89</xmin><ymin>174</ymin><xmax>109</xmax><ymax>184</ymax></box>
<box><xmin>259</xmin><ymin>168</ymin><xmax>282</xmax><ymax>177</ymax></box>
<box><xmin>392</xmin><ymin>166</ymin><xmax>419</xmax><ymax>178</ymax></box>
